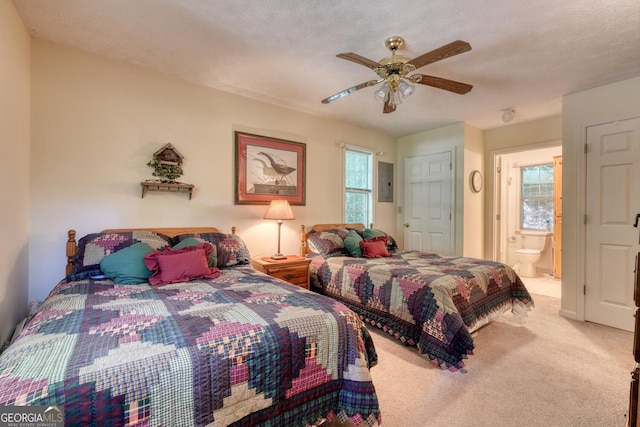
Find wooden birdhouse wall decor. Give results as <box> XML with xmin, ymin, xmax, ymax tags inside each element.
<box><xmin>147</xmin><ymin>143</ymin><xmax>184</xmax><ymax>182</ymax></box>
<box><xmin>141</xmin><ymin>143</ymin><xmax>194</xmax><ymax>199</ymax></box>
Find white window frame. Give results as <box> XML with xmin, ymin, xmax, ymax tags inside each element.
<box><xmin>343</xmin><ymin>145</ymin><xmax>375</xmax><ymax>226</ymax></box>
<box><xmin>520</xmin><ymin>162</ymin><xmax>554</xmax><ymax>231</ymax></box>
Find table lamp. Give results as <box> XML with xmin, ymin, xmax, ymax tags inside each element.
<box><xmin>263</xmin><ymin>199</ymin><xmax>295</xmax><ymax>260</ymax></box>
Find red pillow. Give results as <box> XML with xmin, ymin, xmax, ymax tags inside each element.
<box><xmin>360</xmin><ymin>237</ymin><xmax>391</xmax><ymax>258</ymax></box>
<box><xmin>144</xmin><ymin>243</ymin><xmax>220</xmax><ymax>285</ymax></box>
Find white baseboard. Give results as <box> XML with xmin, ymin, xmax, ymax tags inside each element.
<box><xmin>559</xmin><ymin>309</ymin><xmax>577</xmax><ymax>320</ymax></box>
<box><xmin>10</xmin><ymin>317</ymin><xmax>27</xmax><ymax>343</ymax></box>
<box><xmin>0</xmin><ymin>317</ymin><xmax>27</xmax><ymax>355</ymax></box>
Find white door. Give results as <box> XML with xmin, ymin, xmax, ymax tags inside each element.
<box><xmin>585</xmin><ymin>117</ymin><xmax>640</xmax><ymax>331</ymax></box>
<box><xmin>403</xmin><ymin>151</ymin><xmax>453</xmax><ymax>254</ymax></box>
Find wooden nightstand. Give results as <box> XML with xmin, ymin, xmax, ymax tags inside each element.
<box><xmin>251</xmin><ymin>255</ymin><xmax>311</xmax><ymax>289</ymax></box>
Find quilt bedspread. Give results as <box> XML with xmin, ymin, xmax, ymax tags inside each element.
<box><xmin>0</xmin><ymin>267</ymin><xmax>380</xmax><ymax>427</ymax></box>
<box><xmin>310</xmin><ymin>251</ymin><xmax>534</xmax><ymax>370</ymax></box>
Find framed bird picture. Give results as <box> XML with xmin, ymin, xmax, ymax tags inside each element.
<box><xmin>234</xmin><ymin>131</ymin><xmax>306</xmax><ymax>205</ymax></box>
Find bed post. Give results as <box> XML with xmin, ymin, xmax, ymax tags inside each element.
<box><xmin>300</xmin><ymin>224</ymin><xmax>306</xmax><ymax>257</ymax></box>
<box><xmin>232</xmin><ymin>226</ymin><xmax>236</xmax><ymax>235</ymax></box>
<box><xmin>66</xmin><ymin>229</ymin><xmax>77</xmax><ymax>275</ymax></box>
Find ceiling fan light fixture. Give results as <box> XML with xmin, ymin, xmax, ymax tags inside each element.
<box><xmin>397</xmin><ymin>80</ymin><xmax>415</xmax><ymax>97</ymax></box>
<box><xmin>390</xmin><ymin>87</ymin><xmax>403</xmax><ymax>106</ymax></box>
<box><xmin>374</xmin><ymin>82</ymin><xmax>390</xmax><ymax>102</ymax></box>
<box><xmin>322</xmin><ymin>37</ymin><xmax>473</xmax><ymax>114</ymax></box>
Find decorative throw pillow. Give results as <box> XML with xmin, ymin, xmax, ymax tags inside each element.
<box><xmin>360</xmin><ymin>236</ymin><xmax>391</xmax><ymax>258</ymax></box>
<box><xmin>144</xmin><ymin>243</ymin><xmax>221</xmax><ymax>285</ymax></box>
<box><xmin>362</xmin><ymin>228</ymin><xmax>398</xmax><ymax>251</ymax></box>
<box><xmin>99</xmin><ymin>242</ymin><xmax>154</xmax><ymax>284</ymax></box>
<box><xmin>172</xmin><ymin>232</ymin><xmax>251</xmax><ymax>268</ymax></box>
<box><xmin>344</xmin><ymin>229</ymin><xmax>363</xmax><ymax>257</ymax></box>
<box><xmin>67</xmin><ymin>231</ymin><xmax>172</xmax><ymax>282</ymax></box>
<box><xmin>172</xmin><ymin>238</ymin><xmax>217</xmax><ymax>267</ymax></box>
<box><xmin>306</xmin><ymin>239</ymin><xmax>322</xmax><ymax>254</ymax></box>
<box><xmin>307</xmin><ymin>228</ymin><xmax>349</xmax><ymax>257</ymax></box>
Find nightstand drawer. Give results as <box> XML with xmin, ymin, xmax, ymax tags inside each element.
<box><xmin>251</xmin><ymin>256</ymin><xmax>311</xmax><ymax>289</ymax></box>
<box><xmin>269</xmin><ymin>266</ymin><xmax>308</xmax><ymax>286</ymax></box>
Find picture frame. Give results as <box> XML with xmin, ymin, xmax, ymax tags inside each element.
<box><xmin>234</xmin><ymin>131</ymin><xmax>306</xmax><ymax>205</ymax></box>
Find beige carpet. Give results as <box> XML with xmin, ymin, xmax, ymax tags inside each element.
<box><xmin>367</xmin><ymin>293</ymin><xmax>633</xmax><ymax>427</ymax></box>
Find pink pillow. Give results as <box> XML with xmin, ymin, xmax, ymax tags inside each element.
<box><xmin>360</xmin><ymin>237</ymin><xmax>391</xmax><ymax>258</ymax></box>
<box><xmin>144</xmin><ymin>243</ymin><xmax>221</xmax><ymax>285</ymax></box>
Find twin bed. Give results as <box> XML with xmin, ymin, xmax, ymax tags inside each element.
<box><xmin>301</xmin><ymin>223</ymin><xmax>534</xmax><ymax>370</ymax></box>
<box><xmin>0</xmin><ymin>227</ymin><xmax>381</xmax><ymax>427</ymax></box>
<box><xmin>0</xmin><ymin>223</ymin><xmax>534</xmax><ymax>425</ymax></box>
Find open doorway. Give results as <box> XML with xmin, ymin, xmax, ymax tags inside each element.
<box><xmin>492</xmin><ymin>143</ymin><xmax>562</xmax><ymax>298</ymax></box>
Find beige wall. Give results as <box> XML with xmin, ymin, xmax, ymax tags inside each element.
<box><xmin>0</xmin><ymin>3</ymin><xmax>30</xmax><ymax>346</ymax></box>
<box><xmin>562</xmin><ymin>75</ymin><xmax>640</xmax><ymax>321</ymax></box>
<box><xmin>28</xmin><ymin>40</ymin><xmax>397</xmax><ymax>301</ymax></box>
<box><xmin>462</xmin><ymin>123</ymin><xmax>484</xmax><ymax>258</ymax></box>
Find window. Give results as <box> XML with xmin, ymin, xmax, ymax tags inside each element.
<box><xmin>345</xmin><ymin>148</ymin><xmax>373</xmax><ymax>226</ymax></box>
<box><xmin>520</xmin><ymin>164</ymin><xmax>554</xmax><ymax>230</ymax></box>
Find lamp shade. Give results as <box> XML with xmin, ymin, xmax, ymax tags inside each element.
<box><xmin>263</xmin><ymin>199</ymin><xmax>295</xmax><ymax>220</ymax></box>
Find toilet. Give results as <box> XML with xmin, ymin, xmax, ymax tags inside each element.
<box><xmin>515</xmin><ymin>231</ymin><xmax>551</xmax><ymax>278</ymax></box>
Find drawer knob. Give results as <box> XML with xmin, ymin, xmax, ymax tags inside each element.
<box><xmin>284</xmin><ymin>274</ymin><xmax>296</xmax><ymax>280</ymax></box>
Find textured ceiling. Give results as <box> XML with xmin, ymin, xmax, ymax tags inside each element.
<box><xmin>12</xmin><ymin>0</ymin><xmax>640</xmax><ymax>137</ymax></box>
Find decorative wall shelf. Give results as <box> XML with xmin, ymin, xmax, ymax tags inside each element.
<box><xmin>140</xmin><ymin>181</ymin><xmax>194</xmax><ymax>199</ymax></box>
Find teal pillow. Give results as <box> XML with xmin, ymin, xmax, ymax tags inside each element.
<box><xmin>100</xmin><ymin>242</ymin><xmax>154</xmax><ymax>284</ymax></box>
<box><xmin>173</xmin><ymin>237</ymin><xmax>217</xmax><ymax>268</ymax></box>
<box><xmin>344</xmin><ymin>229</ymin><xmax>363</xmax><ymax>257</ymax></box>
<box><xmin>363</xmin><ymin>228</ymin><xmax>386</xmax><ymax>239</ymax></box>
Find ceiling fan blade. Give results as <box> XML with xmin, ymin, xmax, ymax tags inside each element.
<box><xmin>408</xmin><ymin>40</ymin><xmax>471</xmax><ymax>70</ymax></box>
<box><xmin>414</xmin><ymin>74</ymin><xmax>473</xmax><ymax>94</ymax></box>
<box><xmin>336</xmin><ymin>53</ymin><xmax>381</xmax><ymax>70</ymax></box>
<box><xmin>321</xmin><ymin>79</ymin><xmax>381</xmax><ymax>104</ymax></box>
<box><xmin>383</xmin><ymin>98</ymin><xmax>396</xmax><ymax>114</ymax></box>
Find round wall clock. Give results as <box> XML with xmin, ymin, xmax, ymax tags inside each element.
<box><xmin>470</xmin><ymin>170</ymin><xmax>483</xmax><ymax>193</ymax></box>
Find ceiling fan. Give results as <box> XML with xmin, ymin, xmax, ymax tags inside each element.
<box><xmin>321</xmin><ymin>36</ymin><xmax>473</xmax><ymax>113</ymax></box>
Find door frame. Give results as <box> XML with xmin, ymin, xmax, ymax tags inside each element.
<box><xmin>492</xmin><ymin>154</ymin><xmax>502</xmax><ymax>262</ymax></box>
<box><xmin>489</xmin><ymin>140</ymin><xmax>562</xmax><ymax>264</ymax></box>
<box><xmin>576</xmin><ymin>114</ymin><xmax>640</xmax><ymax>323</ymax></box>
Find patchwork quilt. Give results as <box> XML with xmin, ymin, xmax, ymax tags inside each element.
<box><xmin>0</xmin><ymin>267</ymin><xmax>381</xmax><ymax>426</ymax></box>
<box><xmin>310</xmin><ymin>251</ymin><xmax>534</xmax><ymax>370</ymax></box>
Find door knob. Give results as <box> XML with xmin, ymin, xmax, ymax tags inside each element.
<box><xmin>404</xmin><ymin>223</ymin><xmax>410</xmax><ymax>228</ymax></box>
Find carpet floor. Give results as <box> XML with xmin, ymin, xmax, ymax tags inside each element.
<box><xmin>367</xmin><ymin>293</ymin><xmax>633</xmax><ymax>427</ymax></box>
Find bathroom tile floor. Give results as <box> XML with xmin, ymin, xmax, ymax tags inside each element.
<box><xmin>520</xmin><ymin>273</ymin><xmax>561</xmax><ymax>299</ymax></box>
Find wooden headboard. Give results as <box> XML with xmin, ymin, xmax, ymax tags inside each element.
<box><xmin>299</xmin><ymin>223</ymin><xmax>367</xmax><ymax>257</ymax></box>
<box><xmin>66</xmin><ymin>226</ymin><xmax>231</xmax><ymax>275</ymax></box>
